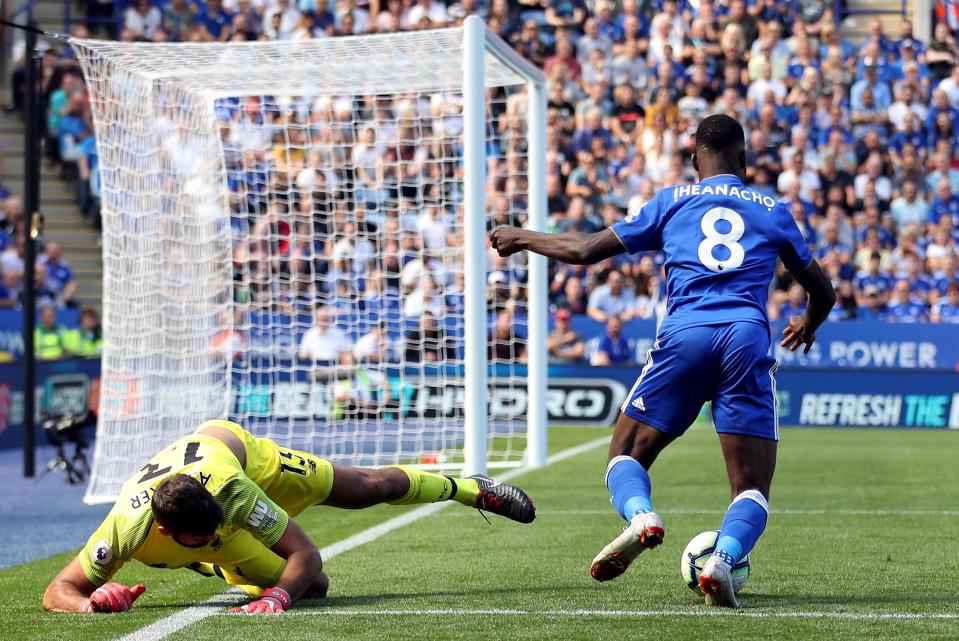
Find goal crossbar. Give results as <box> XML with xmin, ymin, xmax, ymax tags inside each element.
<box><xmin>70</xmin><ymin>24</ymin><xmax>542</xmax><ymax>97</ymax></box>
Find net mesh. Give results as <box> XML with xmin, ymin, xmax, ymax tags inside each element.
<box><xmin>74</xmin><ymin>30</ymin><xmax>538</xmax><ymax>503</ymax></box>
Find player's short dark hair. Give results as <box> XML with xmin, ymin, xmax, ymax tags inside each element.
<box><xmin>695</xmin><ymin>114</ymin><xmax>746</xmax><ymax>154</ymax></box>
<box><xmin>151</xmin><ymin>475</ymin><xmax>224</xmax><ymax>535</ymax></box>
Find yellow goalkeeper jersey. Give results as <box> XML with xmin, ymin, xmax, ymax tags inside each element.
<box><xmin>78</xmin><ymin>420</ymin><xmax>334</xmax><ymax>587</ymax></box>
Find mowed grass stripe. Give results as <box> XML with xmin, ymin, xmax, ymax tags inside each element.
<box><xmin>8</xmin><ymin>427</ymin><xmax>958</xmax><ymax>641</ymax></box>
<box><xmin>207</xmin><ymin>428</ymin><xmax>953</xmax><ymax>641</ymax></box>
<box><xmin>277</xmin><ymin>607</ymin><xmax>959</xmax><ymax>621</ymax></box>
<box><xmin>116</xmin><ymin>434</ymin><xmax>612</xmax><ymax>641</ymax></box>
<box><xmin>441</xmin><ymin>508</ymin><xmax>959</xmax><ymax>517</ymax></box>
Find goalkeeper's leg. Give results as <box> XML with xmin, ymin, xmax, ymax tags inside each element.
<box><xmin>321</xmin><ymin>465</ymin><xmax>535</xmax><ymax>524</ymax></box>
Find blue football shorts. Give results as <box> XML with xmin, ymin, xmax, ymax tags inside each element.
<box><xmin>620</xmin><ymin>321</ymin><xmax>779</xmax><ymax>441</ymax></box>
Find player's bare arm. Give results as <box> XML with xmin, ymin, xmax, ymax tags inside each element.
<box><xmin>781</xmin><ymin>259</ymin><xmax>837</xmax><ymax>353</ymax></box>
<box><xmin>43</xmin><ymin>557</ymin><xmax>99</xmax><ymax>612</ymax></box>
<box><xmin>491</xmin><ymin>227</ymin><xmax>624</xmax><ymax>265</ymax></box>
<box><xmin>269</xmin><ymin>520</ymin><xmax>327</xmax><ymax>599</ymax></box>
<box><xmin>43</xmin><ymin>558</ymin><xmax>145</xmax><ymax>613</ymax></box>
<box><xmin>232</xmin><ymin>519</ymin><xmax>327</xmax><ymax>614</ymax></box>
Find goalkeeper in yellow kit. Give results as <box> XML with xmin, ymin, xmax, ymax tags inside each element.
<box><xmin>43</xmin><ymin>420</ymin><xmax>535</xmax><ymax>614</ymax></box>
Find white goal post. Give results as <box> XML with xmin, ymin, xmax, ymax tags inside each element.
<box><xmin>74</xmin><ymin>16</ymin><xmax>548</xmax><ymax>504</ymax></box>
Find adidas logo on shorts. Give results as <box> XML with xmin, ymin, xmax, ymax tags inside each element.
<box><xmin>632</xmin><ymin>397</ymin><xmax>646</xmax><ymax>411</ymax></box>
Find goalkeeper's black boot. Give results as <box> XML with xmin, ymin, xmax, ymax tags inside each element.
<box><xmin>469</xmin><ymin>474</ymin><xmax>536</xmax><ymax>524</ymax></box>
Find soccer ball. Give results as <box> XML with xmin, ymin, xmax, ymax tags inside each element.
<box><xmin>680</xmin><ymin>530</ymin><xmax>750</xmax><ymax>593</ymax></box>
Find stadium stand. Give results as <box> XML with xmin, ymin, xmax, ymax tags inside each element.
<box><xmin>7</xmin><ymin>0</ymin><xmax>959</xmax><ymax>364</ymax></box>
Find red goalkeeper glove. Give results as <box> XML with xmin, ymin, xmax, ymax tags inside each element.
<box><xmin>82</xmin><ymin>583</ymin><xmax>146</xmax><ymax>613</ymax></box>
<box><xmin>231</xmin><ymin>587</ymin><xmax>291</xmax><ymax>614</ymax></box>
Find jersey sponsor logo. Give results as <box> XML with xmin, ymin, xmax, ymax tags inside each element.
<box><xmin>92</xmin><ymin>540</ymin><xmax>114</xmax><ymax>566</ymax></box>
<box><xmin>261</xmin><ymin>510</ymin><xmax>279</xmax><ymax>531</ymax></box>
<box><xmin>248</xmin><ymin>499</ymin><xmax>280</xmax><ymax>531</ymax></box>
<box><xmin>248</xmin><ymin>499</ymin><xmax>269</xmax><ymax>527</ymax></box>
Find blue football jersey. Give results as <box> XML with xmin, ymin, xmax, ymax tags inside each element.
<box><xmin>854</xmin><ymin>272</ymin><xmax>892</xmax><ymax>292</ymax></box>
<box><xmin>933</xmin><ymin>301</ymin><xmax>959</xmax><ymax>323</ymax></box>
<box><xmin>886</xmin><ymin>301</ymin><xmax>927</xmax><ymax>323</ymax></box>
<box><xmin>611</xmin><ymin>174</ymin><xmax>812</xmax><ymax>335</ymax></box>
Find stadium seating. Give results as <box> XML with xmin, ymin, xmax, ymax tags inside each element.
<box><xmin>12</xmin><ymin>0</ymin><xmax>959</xmax><ymax>363</ymax></box>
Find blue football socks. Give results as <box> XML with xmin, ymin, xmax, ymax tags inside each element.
<box><xmin>714</xmin><ymin>489</ymin><xmax>769</xmax><ymax>566</ymax></box>
<box><xmin>605</xmin><ymin>455</ymin><xmax>653</xmax><ymax>521</ymax></box>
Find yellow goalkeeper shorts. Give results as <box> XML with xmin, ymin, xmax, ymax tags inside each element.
<box><xmin>201</xmin><ymin>529</ymin><xmax>286</xmax><ymax>592</ymax></box>
<box><xmin>195</xmin><ymin>420</ymin><xmax>335</xmax><ymax>517</ymax></box>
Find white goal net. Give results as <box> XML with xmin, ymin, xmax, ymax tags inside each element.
<box><xmin>74</xmin><ymin>20</ymin><xmax>547</xmax><ymax>503</ymax></box>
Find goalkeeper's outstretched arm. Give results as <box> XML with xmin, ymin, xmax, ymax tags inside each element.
<box><xmin>43</xmin><ymin>557</ymin><xmax>101</xmax><ymax>612</ymax></box>
<box><xmin>44</xmin><ymin>558</ymin><xmax>145</xmax><ymax>613</ymax></box>
<box><xmin>492</xmin><ymin>227</ymin><xmax>625</xmax><ymax>265</ymax></box>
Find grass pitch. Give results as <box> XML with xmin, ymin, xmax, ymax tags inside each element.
<box><xmin>3</xmin><ymin>426</ymin><xmax>958</xmax><ymax>641</ymax></box>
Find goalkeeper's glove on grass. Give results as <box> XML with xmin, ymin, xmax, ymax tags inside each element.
<box><xmin>233</xmin><ymin>587</ymin><xmax>291</xmax><ymax>614</ymax></box>
<box><xmin>82</xmin><ymin>583</ymin><xmax>146</xmax><ymax>613</ymax></box>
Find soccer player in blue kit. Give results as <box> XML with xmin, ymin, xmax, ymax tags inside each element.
<box><xmin>492</xmin><ymin>115</ymin><xmax>836</xmax><ymax>607</ymax></box>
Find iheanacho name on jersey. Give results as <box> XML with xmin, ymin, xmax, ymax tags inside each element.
<box><xmin>673</xmin><ymin>183</ymin><xmax>778</xmax><ymax>209</ymax></box>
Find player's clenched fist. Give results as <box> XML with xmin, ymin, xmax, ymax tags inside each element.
<box><xmin>491</xmin><ymin>226</ymin><xmax>525</xmax><ymax>257</ymax></box>
<box><xmin>231</xmin><ymin>587</ymin><xmax>291</xmax><ymax>614</ymax></box>
<box><xmin>82</xmin><ymin>583</ymin><xmax>146</xmax><ymax>613</ymax></box>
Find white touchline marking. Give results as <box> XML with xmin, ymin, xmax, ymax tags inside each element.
<box><xmin>115</xmin><ymin>435</ymin><xmax>612</xmax><ymax>641</ymax></box>
<box><xmin>279</xmin><ymin>608</ymin><xmax>959</xmax><ymax>622</ymax></box>
<box><xmin>113</xmin><ymin>592</ymin><xmax>248</xmax><ymax>641</ymax></box>
<box><xmin>442</xmin><ymin>508</ymin><xmax>959</xmax><ymax>517</ymax></box>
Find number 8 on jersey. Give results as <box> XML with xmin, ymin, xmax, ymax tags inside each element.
<box><xmin>698</xmin><ymin>207</ymin><xmax>745</xmax><ymax>272</ymax></box>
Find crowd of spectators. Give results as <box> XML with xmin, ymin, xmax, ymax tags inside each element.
<box><xmin>0</xmin><ymin>191</ymin><xmax>82</xmax><ymax>313</ymax></box>
<box><xmin>11</xmin><ymin>0</ymin><xmax>959</xmax><ymax>369</ymax></box>
<box><xmin>4</xmin><ymin>39</ymin><xmax>81</xmax><ymax>312</ymax></box>
<box><xmin>2</xmin><ymin>28</ymin><xmax>96</xmax><ymax>361</ymax></box>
